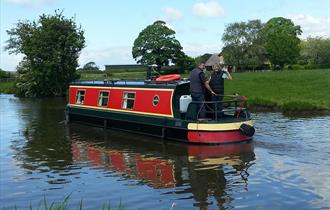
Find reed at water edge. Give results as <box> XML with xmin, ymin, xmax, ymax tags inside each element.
<box><xmin>5</xmin><ymin>195</ymin><xmax>125</xmax><ymax>210</ymax></box>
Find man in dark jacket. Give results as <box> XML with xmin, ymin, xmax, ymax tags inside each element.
<box><xmin>189</xmin><ymin>63</ymin><xmax>213</xmax><ymax>119</ymax></box>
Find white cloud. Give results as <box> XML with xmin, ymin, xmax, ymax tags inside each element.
<box><xmin>79</xmin><ymin>46</ymin><xmax>136</xmax><ymax>70</ymax></box>
<box><xmin>163</xmin><ymin>7</ymin><xmax>183</xmax><ymax>23</ymax></box>
<box><xmin>289</xmin><ymin>14</ymin><xmax>330</xmax><ymax>38</ymax></box>
<box><xmin>192</xmin><ymin>1</ymin><xmax>224</xmax><ymax>17</ymax></box>
<box><xmin>4</xmin><ymin>0</ymin><xmax>54</xmax><ymax>8</ymax></box>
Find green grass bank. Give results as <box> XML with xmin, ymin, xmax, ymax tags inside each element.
<box><xmin>0</xmin><ymin>81</ymin><xmax>15</xmax><ymax>94</ymax></box>
<box><xmin>224</xmin><ymin>69</ymin><xmax>330</xmax><ymax>113</ymax></box>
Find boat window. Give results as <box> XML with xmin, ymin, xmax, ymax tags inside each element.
<box><xmin>98</xmin><ymin>91</ymin><xmax>110</xmax><ymax>107</ymax></box>
<box><xmin>122</xmin><ymin>92</ymin><xmax>135</xmax><ymax>109</ymax></box>
<box><xmin>76</xmin><ymin>90</ymin><xmax>86</xmax><ymax>105</ymax></box>
<box><xmin>152</xmin><ymin>95</ymin><xmax>159</xmax><ymax>106</ymax></box>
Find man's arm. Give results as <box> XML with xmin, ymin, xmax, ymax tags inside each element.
<box><xmin>205</xmin><ymin>80</ymin><xmax>216</xmax><ymax>95</ymax></box>
<box><xmin>201</xmin><ymin>72</ymin><xmax>216</xmax><ymax>95</ymax></box>
<box><xmin>223</xmin><ymin>66</ymin><xmax>232</xmax><ymax>80</ymax></box>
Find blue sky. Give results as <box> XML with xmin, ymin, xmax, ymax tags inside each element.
<box><xmin>1</xmin><ymin>0</ymin><xmax>329</xmax><ymax>71</ymax></box>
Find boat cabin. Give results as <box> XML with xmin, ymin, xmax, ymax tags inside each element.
<box><xmin>68</xmin><ymin>79</ymin><xmax>249</xmax><ymax>121</ymax></box>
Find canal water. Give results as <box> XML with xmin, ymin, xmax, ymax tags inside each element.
<box><xmin>0</xmin><ymin>94</ymin><xmax>329</xmax><ymax>210</ymax></box>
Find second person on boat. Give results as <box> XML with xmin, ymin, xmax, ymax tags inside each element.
<box><xmin>206</xmin><ymin>64</ymin><xmax>233</xmax><ymax>116</ymax></box>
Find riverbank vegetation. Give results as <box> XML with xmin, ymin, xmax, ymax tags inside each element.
<box><xmin>4</xmin><ymin>195</ymin><xmax>124</xmax><ymax>210</ymax></box>
<box><xmin>1</xmin><ymin>69</ymin><xmax>329</xmax><ymax>114</ymax></box>
<box><xmin>0</xmin><ymin>81</ymin><xmax>15</xmax><ymax>94</ymax></box>
<box><xmin>5</xmin><ymin>11</ymin><xmax>85</xmax><ymax>97</ymax></box>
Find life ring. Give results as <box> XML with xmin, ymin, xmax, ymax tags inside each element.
<box><xmin>155</xmin><ymin>74</ymin><xmax>181</xmax><ymax>82</ymax></box>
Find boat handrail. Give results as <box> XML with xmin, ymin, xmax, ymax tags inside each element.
<box><xmin>185</xmin><ymin>98</ymin><xmax>249</xmax><ymax>121</ymax></box>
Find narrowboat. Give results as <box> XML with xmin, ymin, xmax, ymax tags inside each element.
<box><xmin>66</xmin><ymin>74</ymin><xmax>255</xmax><ymax>144</ymax></box>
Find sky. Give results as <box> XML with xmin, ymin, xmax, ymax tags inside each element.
<box><xmin>1</xmin><ymin>0</ymin><xmax>329</xmax><ymax>71</ymax></box>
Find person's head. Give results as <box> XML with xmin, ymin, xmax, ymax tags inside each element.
<box><xmin>197</xmin><ymin>63</ymin><xmax>205</xmax><ymax>70</ymax></box>
<box><xmin>212</xmin><ymin>64</ymin><xmax>220</xmax><ymax>71</ymax></box>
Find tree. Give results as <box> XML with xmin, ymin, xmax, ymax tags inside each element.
<box><xmin>5</xmin><ymin>11</ymin><xmax>85</xmax><ymax>97</ymax></box>
<box><xmin>0</xmin><ymin>69</ymin><xmax>9</xmax><ymax>79</ymax></box>
<box><xmin>132</xmin><ymin>20</ymin><xmax>184</xmax><ymax>66</ymax></box>
<box><xmin>261</xmin><ymin>17</ymin><xmax>301</xmax><ymax>69</ymax></box>
<box><xmin>82</xmin><ymin>61</ymin><xmax>99</xmax><ymax>71</ymax></box>
<box><xmin>299</xmin><ymin>37</ymin><xmax>330</xmax><ymax>67</ymax></box>
<box><xmin>221</xmin><ymin>20</ymin><xmax>266</xmax><ymax>70</ymax></box>
<box><xmin>176</xmin><ymin>53</ymin><xmax>196</xmax><ymax>71</ymax></box>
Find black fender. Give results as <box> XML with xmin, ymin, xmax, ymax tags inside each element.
<box><xmin>239</xmin><ymin>123</ymin><xmax>255</xmax><ymax>137</ymax></box>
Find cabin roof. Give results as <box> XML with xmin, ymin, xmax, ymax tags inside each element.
<box><xmin>205</xmin><ymin>53</ymin><xmax>221</xmax><ymax>66</ymax></box>
<box><xmin>70</xmin><ymin>80</ymin><xmax>190</xmax><ymax>89</ymax></box>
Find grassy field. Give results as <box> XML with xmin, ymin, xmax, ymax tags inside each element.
<box><xmin>224</xmin><ymin>69</ymin><xmax>330</xmax><ymax>112</ymax></box>
<box><xmin>0</xmin><ymin>81</ymin><xmax>15</xmax><ymax>94</ymax></box>
<box><xmin>79</xmin><ymin>72</ymin><xmax>146</xmax><ymax>80</ymax></box>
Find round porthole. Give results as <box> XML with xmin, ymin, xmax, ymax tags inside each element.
<box><xmin>153</xmin><ymin>95</ymin><xmax>160</xmax><ymax>106</ymax></box>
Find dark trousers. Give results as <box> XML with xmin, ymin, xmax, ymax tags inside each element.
<box><xmin>212</xmin><ymin>95</ymin><xmax>223</xmax><ymax>118</ymax></box>
<box><xmin>191</xmin><ymin>92</ymin><xmax>206</xmax><ymax>118</ymax></box>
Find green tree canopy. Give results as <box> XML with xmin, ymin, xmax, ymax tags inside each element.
<box><xmin>0</xmin><ymin>69</ymin><xmax>9</xmax><ymax>79</ymax></box>
<box><xmin>5</xmin><ymin>11</ymin><xmax>85</xmax><ymax>97</ymax></box>
<box><xmin>176</xmin><ymin>53</ymin><xmax>196</xmax><ymax>71</ymax></box>
<box><xmin>261</xmin><ymin>17</ymin><xmax>301</xmax><ymax>69</ymax></box>
<box><xmin>132</xmin><ymin>20</ymin><xmax>184</xmax><ymax>66</ymax></box>
<box><xmin>299</xmin><ymin>37</ymin><xmax>330</xmax><ymax>67</ymax></box>
<box><xmin>221</xmin><ymin>20</ymin><xmax>266</xmax><ymax>70</ymax></box>
<box><xmin>82</xmin><ymin>61</ymin><xmax>99</xmax><ymax>71</ymax></box>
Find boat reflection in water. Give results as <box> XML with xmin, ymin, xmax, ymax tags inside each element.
<box><xmin>69</xmin><ymin>124</ymin><xmax>255</xmax><ymax>208</ymax></box>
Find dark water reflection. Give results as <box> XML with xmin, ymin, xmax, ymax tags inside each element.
<box><xmin>69</xmin><ymin>126</ymin><xmax>255</xmax><ymax>208</ymax></box>
<box><xmin>0</xmin><ymin>94</ymin><xmax>329</xmax><ymax>209</ymax></box>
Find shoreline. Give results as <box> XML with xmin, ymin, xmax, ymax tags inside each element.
<box><xmin>1</xmin><ymin>69</ymin><xmax>329</xmax><ymax>116</ymax></box>
<box><xmin>1</xmin><ymin>93</ymin><xmax>329</xmax><ymax>117</ymax></box>
<box><xmin>249</xmin><ymin>105</ymin><xmax>330</xmax><ymax>117</ymax></box>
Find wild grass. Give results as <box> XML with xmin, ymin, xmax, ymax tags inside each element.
<box><xmin>79</xmin><ymin>72</ymin><xmax>146</xmax><ymax>80</ymax></box>
<box><xmin>4</xmin><ymin>195</ymin><xmax>125</xmax><ymax>210</ymax></box>
<box><xmin>106</xmin><ymin>68</ymin><xmax>147</xmax><ymax>73</ymax></box>
<box><xmin>109</xmin><ymin>72</ymin><xmax>146</xmax><ymax>80</ymax></box>
<box><xmin>0</xmin><ymin>81</ymin><xmax>15</xmax><ymax>94</ymax></box>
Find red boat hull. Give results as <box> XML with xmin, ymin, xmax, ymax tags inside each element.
<box><xmin>187</xmin><ymin>130</ymin><xmax>251</xmax><ymax>144</ymax></box>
